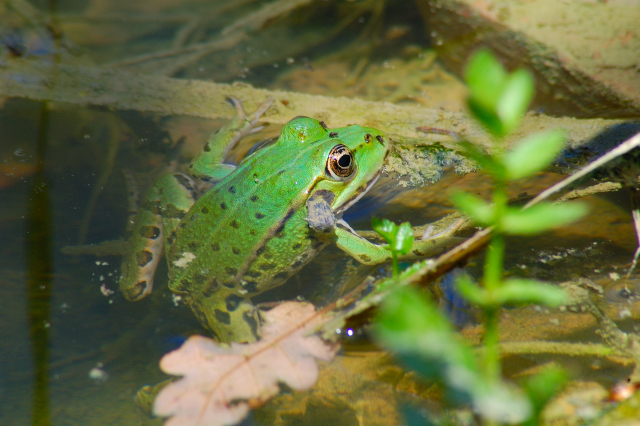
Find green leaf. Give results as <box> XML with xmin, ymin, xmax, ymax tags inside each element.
<box><xmin>395</xmin><ymin>222</ymin><xmax>414</xmax><ymax>255</ymax></box>
<box><xmin>497</xmin><ymin>69</ymin><xmax>534</xmax><ymax>134</ymax></box>
<box><xmin>451</xmin><ymin>191</ymin><xmax>495</xmax><ymax>226</ymax></box>
<box><xmin>371</xmin><ymin>216</ymin><xmax>395</xmax><ymax>243</ymax></box>
<box><xmin>468</xmin><ymin>99</ymin><xmax>505</xmax><ymax>137</ymax></box>
<box><xmin>375</xmin><ymin>287</ymin><xmax>532</xmax><ymax>423</ymax></box>
<box><xmin>457</xmin><ymin>276</ymin><xmax>568</xmax><ymax>308</ymax></box>
<box><xmin>465</xmin><ymin>49</ymin><xmax>506</xmax><ymax>113</ymax></box>
<box><xmin>502</xmin><ymin>202</ymin><xmax>587</xmax><ymax>235</ymax></box>
<box><xmin>504</xmin><ymin>130</ymin><xmax>566</xmax><ymax>180</ymax></box>
<box><xmin>459</xmin><ymin>141</ymin><xmax>505</xmax><ymax>178</ymax></box>
<box><xmin>495</xmin><ymin>279</ymin><xmax>569</xmax><ymax>307</ymax></box>
<box><xmin>521</xmin><ymin>366</ymin><xmax>568</xmax><ymax>426</ymax></box>
<box><xmin>455</xmin><ymin>274</ymin><xmax>490</xmax><ymax>306</ymax></box>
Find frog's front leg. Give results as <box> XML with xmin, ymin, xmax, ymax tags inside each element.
<box><xmin>307</xmin><ymin>191</ymin><xmax>461</xmax><ymax>265</ymax></box>
<box><xmin>119</xmin><ymin>173</ymin><xmax>198</xmax><ymax>300</ymax></box>
<box><xmin>189</xmin><ymin>96</ymin><xmax>273</xmax><ymax>181</ymax></box>
<box><xmin>332</xmin><ymin>225</ymin><xmax>461</xmax><ymax>265</ymax></box>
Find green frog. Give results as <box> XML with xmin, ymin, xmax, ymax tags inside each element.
<box><xmin>120</xmin><ymin>97</ymin><xmax>459</xmax><ymax>343</ymax></box>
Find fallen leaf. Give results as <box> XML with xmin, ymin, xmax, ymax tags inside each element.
<box><xmin>154</xmin><ymin>301</ymin><xmax>338</xmax><ymax>426</ymax></box>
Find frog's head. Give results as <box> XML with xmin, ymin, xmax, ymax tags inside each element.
<box><xmin>307</xmin><ymin>122</ymin><xmax>390</xmax><ymax>216</ymax></box>
<box><xmin>276</xmin><ymin>117</ymin><xmax>389</xmax><ymax>215</ymax></box>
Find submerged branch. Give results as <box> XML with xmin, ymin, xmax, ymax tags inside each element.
<box><xmin>0</xmin><ymin>59</ymin><xmax>626</xmax><ymax>151</ymax></box>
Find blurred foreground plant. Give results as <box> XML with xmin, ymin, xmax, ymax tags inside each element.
<box><xmin>373</xmin><ymin>49</ymin><xmax>586</xmax><ymax>424</ymax></box>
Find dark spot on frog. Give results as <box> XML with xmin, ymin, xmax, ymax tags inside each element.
<box><xmin>222</xmin><ymin>281</ymin><xmax>235</xmax><ymax>289</ymax></box>
<box><xmin>174</xmin><ymin>174</ymin><xmax>194</xmax><ymax>191</ymax></box>
<box><xmin>250</xmin><ymin>195</ymin><xmax>259</xmax><ymax>202</ymax></box>
<box><xmin>274</xmin><ymin>272</ymin><xmax>289</xmax><ymax>281</ymax></box>
<box><xmin>201</xmin><ymin>206</ymin><xmax>209</xmax><ymax>214</ymax></box>
<box><xmin>243</xmin><ymin>281</ymin><xmax>259</xmax><ymax>293</ymax></box>
<box><xmin>365</xmin><ymin>133</ymin><xmax>372</xmax><ymax>143</ymax></box>
<box><xmin>189</xmin><ymin>213</ymin><xmax>199</xmax><ymax>222</ymax></box>
<box><xmin>225</xmin><ymin>267</ymin><xmax>238</xmax><ymax>276</ymax></box>
<box><xmin>243</xmin><ymin>311</ymin><xmax>260</xmax><ymax>340</ymax></box>
<box><xmin>214</xmin><ymin>309</ymin><xmax>231</xmax><ymax>325</ymax></box>
<box><xmin>220</xmin><ymin>202</ymin><xmax>227</xmax><ymax>210</ymax></box>
<box><xmin>292</xmin><ymin>252</ymin><xmax>310</xmax><ymax>268</ymax></box>
<box><xmin>292</xmin><ymin>242</ymin><xmax>302</xmax><ymax>250</ymax></box>
<box><xmin>249</xmin><ymin>229</ymin><xmax>256</xmax><ymax>236</ymax></box>
<box><xmin>139</xmin><ymin>225</ymin><xmax>161</xmax><ymax>239</ymax></box>
<box><xmin>165</xmin><ymin>204</ymin><xmax>186</xmax><ymax>219</ymax></box>
<box><xmin>192</xmin><ymin>272</ymin><xmax>208</xmax><ymax>285</ymax></box>
<box><xmin>274</xmin><ymin>208</ymin><xmax>295</xmax><ymax>235</ymax></box>
<box><xmin>359</xmin><ymin>254</ymin><xmax>372</xmax><ymax>262</ymax></box>
<box><xmin>179</xmin><ymin>278</ymin><xmax>190</xmax><ymax>290</ymax></box>
<box><xmin>412</xmin><ymin>249</ymin><xmax>425</xmax><ymax>256</ymax></box>
<box><xmin>144</xmin><ymin>201</ymin><xmax>161</xmax><ymax>215</ymax></box>
<box><xmin>256</xmin><ymin>246</ymin><xmax>267</xmax><ymax>257</ymax></box>
<box><xmin>126</xmin><ymin>281</ymin><xmax>146</xmax><ymax>299</ymax></box>
<box><xmin>278</xmin><ymin>170</ymin><xmax>285</xmax><ymax>175</ymax></box>
<box><xmin>203</xmin><ymin>144</ymin><xmax>211</xmax><ymax>152</ymax></box>
<box><xmin>228</xmin><ymin>186</ymin><xmax>236</xmax><ymax>194</ymax></box>
<box><xmin>255</xmin><ymin>212</ymin><xmax>265</xmax><ymax>219</ymax></box>
<box><xmin>211</xmin><ymin>242</ymin><xmax>220</xmax><ymax>251</ymax></box>
<box><xmin>232</xmin><ymin>247</ymin><xmax>240</xmax><ymax>255</ymax></box>
<box><xmin>244</xmin><ymin>270</ymin><xmax>261</xmax><ymax>278</ymax></box>
<box><xmin>167</xmin><ymin>231</ymin><xmax>177</xmax><ymax>245</ymax></box>
<box><xmin>259</xmin><ymin>263</ymin><xmax>276</xmax><ymax>271</ymax></box>
<box><xmin>202</xmin><ymin>278</ymin><xmax>219</xmax><ymax>297</ymax></box>
<box><xmin>188</xmin><ymin>241</ymin><xmax>198</xmax><ymax>250</ymax></box>
<box><xmin>225</xmin><ymin>294</ymin><xmax>244</xmax><ymax>311</ymax></box>
<box><xmin>329</xmin><ymin>132</ymin><xmax>338</xmax><ymax>138</ymax></box>
<box><xmin>230</xmin><ymin>220</ymin><xmax>240</xmax><ymax>229</ymax></box>
<box><xmin>191</xmin><ymin>304</ymin><xmax>208</xmax><ymax>325</ymax></box>
<box><xmin>376</xmin><ymin>135</ymin><xmax>385</xmax><ymax>145</ymax></box>
<box><xmin>136</xmin><ymin>250</ymin><xmax>153</xmax><ymax>267</ymax></box>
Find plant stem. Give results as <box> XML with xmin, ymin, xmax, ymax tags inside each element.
<box><xmin>482</xmin><ymin>178</ymin><xmax>507</xmax><ymax>381</ymax></box>
<box><xmin>391</xmin><ymin>252</ymin><xmax>399</xmax><ymax>278</ymax></box>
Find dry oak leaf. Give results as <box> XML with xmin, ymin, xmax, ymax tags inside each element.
<box><xmin>154</xmin><ymin>301</ymin><xmax>338</xmax><ymax>426</ymax></box>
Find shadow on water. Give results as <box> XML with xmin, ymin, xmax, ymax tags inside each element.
<box><xmin>25</xmin><ymin>1</ymin><xmax>59</xmax><ymax>424</ymax></box>
<box><xmin>25</xmin><ymin>102</ymin><xmax>53</xmax><ymax>425</ymax></box>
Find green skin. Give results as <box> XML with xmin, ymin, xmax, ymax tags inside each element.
<box><xmin>120</xmin><ymin>98</ymin><xmax>458</xmax><ymax>343</ymax></box>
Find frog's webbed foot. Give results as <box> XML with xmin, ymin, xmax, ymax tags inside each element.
<box><xmin>420</xmin><ymin>217</ymin><xmax>464</xmax><ymax>240</ymax></box>
<box><xmin>226</xmin><ymin>95</ymin><xmax>274</xmax><ymax>142</ymax></box>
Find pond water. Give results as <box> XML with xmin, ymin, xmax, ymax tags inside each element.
<box><xmin>2</xmin><ymin>0</ymin><xmax>640</xmax><ymax>425</ymax></box>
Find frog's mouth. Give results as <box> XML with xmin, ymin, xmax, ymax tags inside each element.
<box><xmin>334</xmin><ymin>170</ymin><xmax>382</xmax><ymax>217</ymax></box>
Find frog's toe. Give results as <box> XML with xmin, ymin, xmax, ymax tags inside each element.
<box><xmin>121</xmin><ymin>279</ymin><xmax>152</xmax><ymax>301</ymax></box>
<box><xmin>226</xmin><ymin>96</ymin><xmax>246</xmax><ymax>120</ymax></box>
<box><xmin>249</xmin><ymin>96</ymin><xmax>274</xmax><ymax>125</ymax></box>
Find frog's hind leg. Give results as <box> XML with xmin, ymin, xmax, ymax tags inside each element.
<box><xmin>120</xmin><ymin>184</ymin><xmax>165</xmax><ymax>301</ymax></box>
<box><xmin>189</xmin><ymin>96</ymin><xmax>273</xmax><ymax>181</ymax></box>
<box><xmin>181</xmin><ymin>285</ymin><xmax>261</xmax><ymax>344</ymax></box>
<box><xmin>119</xmin><ymin>173</ymin><xmax>198</xmax><ymax>301</ymax></box>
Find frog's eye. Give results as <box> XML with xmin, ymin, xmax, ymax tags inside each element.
<box><xmin>326</xmin><ymin>144</ymin><xmax>356</xmax><ymax>181</ymax></box>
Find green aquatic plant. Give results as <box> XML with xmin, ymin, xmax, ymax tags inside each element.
<box><xmin>371</xmin><ymin>217</ymin><xmax>414</xmax><ymax>278</ymax></box>
<box><xmin>373</xmin><ymin>49</ymin><xmax>587</xmax><ymax>424</ymax></box>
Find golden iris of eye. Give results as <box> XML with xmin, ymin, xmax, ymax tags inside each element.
<box><xmin>326</xmin><ymin>144</ymin><xmax>356</xmax><ymax>180</ymax></box>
